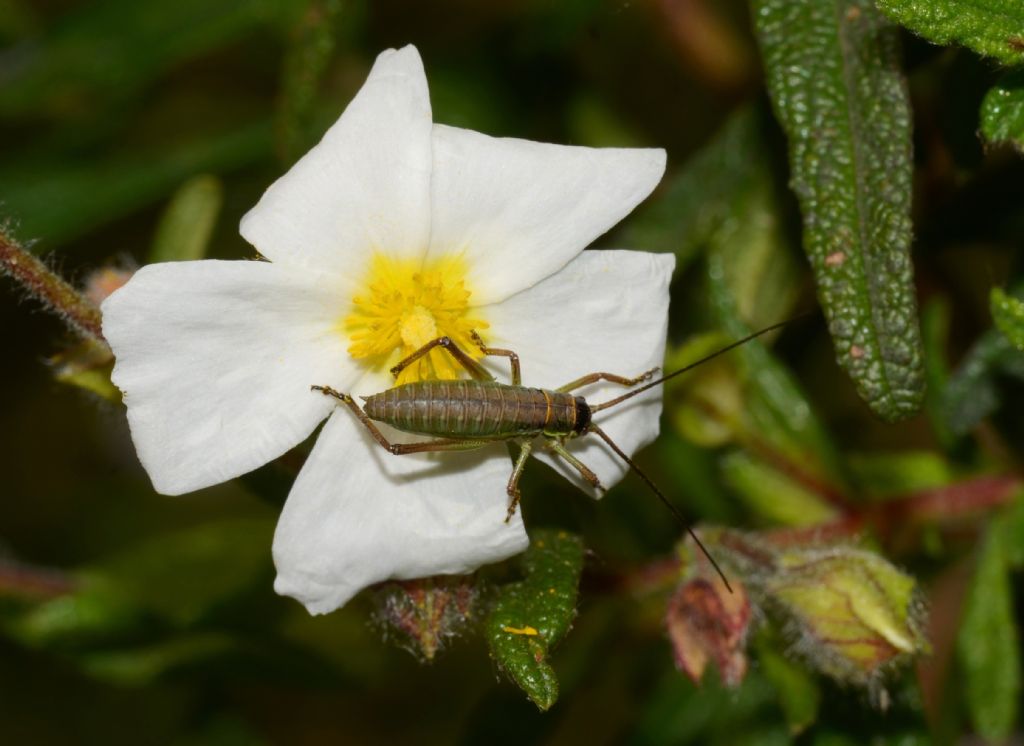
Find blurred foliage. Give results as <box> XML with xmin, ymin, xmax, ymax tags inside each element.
<box><xmin>2</xmin><ymin>0</ymin><xmax>1024</xmax><ymax>743</ymax></box>
<box><xmin>981</xmin><ymin>70</ymin><xmax>1024</xmax><ymax>152</ymax></box>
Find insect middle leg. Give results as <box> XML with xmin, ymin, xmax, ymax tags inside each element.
<box><xmin>555</xmin><ymin>368</ymin><xmax>659</xmax><ymax>393</ymax></box>
<box><xmin>504</xmin><ymin>440</ymin><xmax>534</xmax><ymax>522</ymax></box>
<box><xmin>312</xmin><ymin>386</ymin><xmax>489</xmax><ymax>455</ymax></box>
<box><xmin>546</xmin><ymin>439</ymin><xmax>605</xmax><ymax>494</ymax></box>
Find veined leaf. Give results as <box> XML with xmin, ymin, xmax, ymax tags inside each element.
<box><xmin>485</xmin><ymin>529</ymin><xmax>584</xmax><ymax>711</ymax></box>
<box><xmin>876</xmin><ymin>0</ymin><xmax>1024</xmax><ymax>66</ymax></box>
<box><xmin>753</xmin><ymin>0</ymin><xmax>924</xmax><ymax>422</ymax></box>
<box><xmin>981</xmin><ymin>70</ymin><xmax>1024</xmax><ymax>151</ymax></box>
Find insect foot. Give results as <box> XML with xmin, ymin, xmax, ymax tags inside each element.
<box><xmin>504</xmin><ymin>487</ymin><xmax>522</xmax><ymax>523</ymax></box>
<box><xmin>311</xmin><ymin>384</ymin><xmax>351</xmax><ymax>403</ymax></box>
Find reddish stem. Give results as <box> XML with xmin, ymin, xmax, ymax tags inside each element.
<box><xmin>0</xmin><ymin>226</ymin><xmax>106</xmax><ymax>343</ymax></box>
<box><xmin>0</xmin><ymin>558</ymin><xmax>77</xmax><ymax>599</ymax></box>
<box><xmin>893</xmin><ymin>474</ymin><xmax>1022</xmax><ymax>524</ymax></box>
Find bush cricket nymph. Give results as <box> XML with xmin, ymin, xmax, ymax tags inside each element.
<box><xmin>313</xmin><ymin>322</ymin><xmax>792</xmax><ymax>589</ymax></box>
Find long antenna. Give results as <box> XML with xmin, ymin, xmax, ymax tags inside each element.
<box><xmin>588</xmin><ymin>423</ymin><xmax>732</xmax><ymax>592</ymax></box>
<box><xmin>590</xmin><ymin>316</ymin><xmax>800</xmax><ymax>413</ymax></box>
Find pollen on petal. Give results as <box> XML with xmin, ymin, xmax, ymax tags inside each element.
<box><xmin>344</xmin><ymin>253</ymin><xmax>489</xmax><ymax>384</ymax></box>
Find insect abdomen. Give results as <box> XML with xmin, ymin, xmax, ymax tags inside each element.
<box><xmin>362</xmin><ymin>380</ymin><xmax>581</xmax><ymax>438</ymax></box>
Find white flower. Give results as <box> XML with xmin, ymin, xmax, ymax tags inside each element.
<box><xmin>101</xmin><ymin>45</ymin><xmax>674</xmax><ymax>614</ymax></box>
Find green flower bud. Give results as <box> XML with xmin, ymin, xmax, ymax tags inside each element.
<box><xmin>764</xmin><ymin>547</ymin><xmax>929</xmax><ymax>687</ymax></box>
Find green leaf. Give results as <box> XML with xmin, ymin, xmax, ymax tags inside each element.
<box><xmin>148</xmin><ymin>175</ymin><xmax>224</xmax><ymax>263</ymax></box>
<box><xmin>622</xmin><ymin>106</ymin><xmax>765</xmax><ymax>269</ymax></box>
<box><xmin>846</xmin><ymin>450</ymin><xmax>953</xmax><ymax>500</ymax></box>
<box><xmin>876</xmin><ymin>0</ymin><xmax>1024</xmax><ymax>66</ymax></box>
<box><xmin>981</xmin><ymin>70</ymin><xmax>1024</xmax><ymax>151</ymax></box>
<box><xmin>485</xmin><ymin>529</ymin><xmax>584</xmax><ymax>711</ymax></box>
<box><xmin>276</xmin><ymin>0</ymin><xmax>344</xmax><ymax>165</ymax></box>
<box><xmin>957</xmin><ymin>517</ymin><xmax>1021</xmax><ymax>740</ymax></box>
<box><xmin>753</xmin><ymin>0</ymin><xmax>924</xmax><ymax>422</ymax></box>
<box><xmin>719</xmin><ymin>451</ymin><xmax>840</xmax><ymax>528</ymax></box>
<box><xmin>990</xmin><ymin>286</ymin><xmax>1024</xmax><ymax>350</ymax></box>
<box><xmin>757</xmin><ymin>643</ymin><xmax>821</xmax><ymax>735</ymax></box>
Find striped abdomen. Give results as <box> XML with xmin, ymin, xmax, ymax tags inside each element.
<box><xmin>362</xmin><ymin>380</ymin><xmax>591</xmax><ymax>439</ymax></box>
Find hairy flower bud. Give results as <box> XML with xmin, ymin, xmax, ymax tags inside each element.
<box><xmin>763</xmin><ymin>546</ymin><xmax>929</xmax><ymax>689</ymax></box>
<box><xmin>373</xmin><ymin>576</ymin><xmax>479</xmax><ymax>661</ymax></box>
<box><xmin>84</xmin><ymin>267</ymin><xmax>134</xmax><ymax>306</ymax></box>
<box><xmin>665</xmin><ymin>568</ymin><xmax>752</xmax><ymax>687</ymax></box>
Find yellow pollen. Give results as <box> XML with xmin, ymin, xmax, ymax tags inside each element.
<box><xmin>345</xmin><ymin>253</ymin><xmax>488</xmax><ymax>384</ymax></box>
<box><xmin>400</xmin><ymin>305</ymin><xmax>439</xmax><ymax>350</ymax></box>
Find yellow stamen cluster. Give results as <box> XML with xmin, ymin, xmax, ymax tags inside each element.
<box><xmin>345</xmin><ymin>253</ymin><xmax>488</xmax><ymax>384</ymax></box>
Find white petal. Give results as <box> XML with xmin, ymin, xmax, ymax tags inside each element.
<box><xmin>427</xmin><ymin>124</ymin><xmax>666</xmax><ymax>304</ymax></box>
<box><xmin>273</xmin><ymin>406</ymin><xmax>528</xmax><ymax>614</ymax></box>
<box><xmin>102</xmin><ymin>260</ymin><xmax>357</xmax><ymax>495</ymax></box>
<box><xmin>482</xmin><ymin>250</ymin><xmax>675</xmax><ymax>495</ymax></box>
<box><xmin>240</xmin><ymin>46</ymin><xmax>433</xmax><ymax>273</ymax></box>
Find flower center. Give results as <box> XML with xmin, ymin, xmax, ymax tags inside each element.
<box><xmin>345</xmin><ymin>253</ymin><xmax>488</xmax><ymax>384</ymax></box>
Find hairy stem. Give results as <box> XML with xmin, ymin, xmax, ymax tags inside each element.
<box><xmin>0</xmin><ymin>225</ymin><xmax>106</xmax><ymax>343</ymax></box>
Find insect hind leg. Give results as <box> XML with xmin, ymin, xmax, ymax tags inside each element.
<box><xmin>311</xmin><ymin>385</ymin><xmax>488</xmax><ymax>455</ymax></box>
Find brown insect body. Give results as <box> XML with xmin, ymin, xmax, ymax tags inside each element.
<box><xmin>362</xmin><ymin>379</ymin><xmax>591</xmax><ymax>439</ymax></box>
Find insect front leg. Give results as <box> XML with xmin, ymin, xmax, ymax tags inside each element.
<box><xmin>545</xmin><ymin>439</ymin><xmax>605</xmax><ymax>494</ymax></box>
<box><xmin>312</xmin><ymin>385</ymin><xmax>489</xmax><ymax>455</ymax></box>
<box><xmin>390</xmin><ymin>336</ymin><xmax>494</xmax><ymax>382</ymax></box>
<box><xmin>504</xmin><ymin>440</ymin><xmax>534</xmax><ymax>522</ymax></box>
<box><xmin>555</xmin><ymin>368</ymin><xmax>659</xmax><ymax>393</ymax></box>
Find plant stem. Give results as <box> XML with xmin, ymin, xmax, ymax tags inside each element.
<box><xmin>0</xmin><ymin>225</ymin><xmax>106</xmax><ymax>343</ymax></box>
